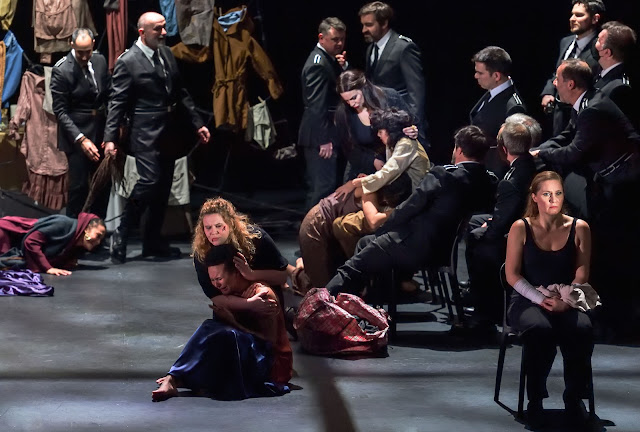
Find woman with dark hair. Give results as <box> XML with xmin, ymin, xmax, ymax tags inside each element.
<box><xmin>505</xmin><ymin>171</ymin><xmax>595</xmax><ymax>425</ymax></box>
<box><xmin>0</xmin><ymin>213</ymin><xmax>106</xmax><ymax>275</ymax></box>
<box><xmin>335</xmin><ymin>70</ymin><xmax>420</xmax><ymax>180</ymax></box>
<box><xmin>352</xmin><ymin>108</ymin><xmax>430</xmax><ymax>194</ymax></box>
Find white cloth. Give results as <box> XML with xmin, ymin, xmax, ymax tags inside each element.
<box><xmin>536</xmin><ymin>283</ymin><xmax>602</xmax><ymax>312</ymax></box>
<box><xmin>115</xmin><ymin>155</ymin><xmax>190</xmax><ymax>205</ymax></box>
<box><xmin>245</xmin><ymin>97</ymin><xmax>276</xmax><ymax>149</ymax></box>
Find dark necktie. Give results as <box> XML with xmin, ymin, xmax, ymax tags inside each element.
<box><xmin>564</xmin><ymin>38</ymin><xmax>578</xmax><ymax>60</ymax></box>
<box><xmin>83</xmin><ymin>66</ymin><xmax>97</xmax><ymax>93</ymax></box>
<box><xmin>370</xmin><ymin>44</ymin><xmax>379</xmax><ymax>72</ymax></box>
<box><xmin>474</xmin><ymin>92</ymin><xmax>491</xmax><ymax>115</ymax></box>
<box><xmin>152</xmin><ymin>51</ymin><xmax>167</xmax><ymax>86</ymax></box>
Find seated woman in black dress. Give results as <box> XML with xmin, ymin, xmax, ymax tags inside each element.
<box><xmin>505</xmin><ymin>171</ymin><xmax>594</xmax><ymax>423</ymax></box>
<box><xmin>335</xmin><ymin>70</ymin><xmax>419</xmax><ymax>181</ymax></box>
<box><xmin>192</xmin><ymin>198</ymin><xmax>288</xmax><ymax>313</ymax></box>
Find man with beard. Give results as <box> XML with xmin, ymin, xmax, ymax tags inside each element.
<box><xmin>359</xmin><ymin>2</ymin><xmax>428</xmax><ymax>147</ymax></box>
<box><xmin>103</xmin><ymin>12</ymin><xmax>210</xmax><ymax>263</ymax></box>
<box><xmin>541</xmin><ymin>0</ymin><xmax>605</xmax><ymax>136</ymax></box>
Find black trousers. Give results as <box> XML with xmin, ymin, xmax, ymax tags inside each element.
<box><xmin>65</xmin><ymin>150</ymin><xmax>110</xmax><ymax>219</ymax></box>
<box><xmin>118</xmin><ymin>149</ymin><xmax>174</xmax><ymax>250</ymax></box>
<box><xmin>326</xmin><ymin>234</ymin><xmax>422</xmax><ymax>297</ymax></box>
<box><xmin>465</xmin><ymin>214</ymin><xmax>506</xmax><ymax>324</ymax></box>
<box><xmin>508</xmin><ymin>294</ymin><xmax>594</xmax><ymax>403</ymax></box>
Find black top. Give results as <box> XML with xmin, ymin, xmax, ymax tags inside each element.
<box><xmin>194</xmin><ymin>226</ymin><xmax>288</xmax><ymax>299</ymax></box>
<box><xmin>521</xmin><ymin>217</ymin><xmax>577</xmax><ymax>287</ymax></box>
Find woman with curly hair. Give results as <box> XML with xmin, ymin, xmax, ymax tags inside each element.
<box><xmin>192</xmin><ymin>197</ymin><xmax>288</xmax><ymax>314</ymax></box>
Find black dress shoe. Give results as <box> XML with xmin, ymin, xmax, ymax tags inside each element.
<box><xmin>110</xmin><ymin>229</ymin><xmax>127</xmax><ymax>264</ymax></box>
<box><xmin>564</xmin><ymin>398</ymin><xmax>589</xmax><ymax>425</ymax></box>
<box><xmin>526</xmin><ymin>400</ymin><xmax>545</xmax><ymax>427</ymax></box>
<box><xmin>142</xmin><ymin>245</ymin><xmax>182</xmax><ymax>258</ymax></box>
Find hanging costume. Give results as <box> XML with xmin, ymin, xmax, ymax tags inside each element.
<box><xmin>0</xmin><ymin>212</ymin><xmax>99</xmax><ymax>273</ymax></box>
<box><xmin>8</xmin><ymin>71</ymin><xmax>68</xmax><ymax>210</ymax></box>
<box><xmin>171</xmin><ymin>6</ymin><xmax>283</xmax><ymax>131</ymax></box>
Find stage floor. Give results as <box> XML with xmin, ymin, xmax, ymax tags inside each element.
<box><xmin>0</xmin><ymin>232</ymin><xmax>638</xmax><ymax>432</ymax></box>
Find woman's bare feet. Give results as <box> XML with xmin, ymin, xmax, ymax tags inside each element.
<box><xmin>295</xmin><ymin>257</ymin><xmax>304</xmax><ymax>269</ymax></box>
<box><xmin>152</xmin><ymin>375</ymin><xmax>179</xmax><ymax>402</ymax></box>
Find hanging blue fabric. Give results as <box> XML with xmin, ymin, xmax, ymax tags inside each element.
<box><xmin>2</xmin><ymin>31</ymin><xmax>23</xmax><ymax>108</ymax></box>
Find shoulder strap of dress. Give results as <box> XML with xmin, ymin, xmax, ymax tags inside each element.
<box><xmin>521</xmin><ymin>218</ymin><xmax>531</xmax><ymax>241</ymax></box>
<box><xmin>570</xmin><ymin>217</ymin><xmax>577</xmax><ymax>237</ymax></box>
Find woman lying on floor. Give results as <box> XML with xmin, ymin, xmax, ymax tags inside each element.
<box><xmin>152</xmin><ymin>244</ymin><xmax>292</xmax><ymax>401</ymax></box>
<box><xmin>0</xmin><ymin>212</ymin><xmax>106</xmax><ymax>275</ymax></box>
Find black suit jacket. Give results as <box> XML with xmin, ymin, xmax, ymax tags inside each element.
<box><xmin>470</xmin><ymin>85</ymin><xmax>526</xmax><ymax>141</ymax></box>
<box><xmin>378</xmin><ymin>162</ymin><xmax>497</xmax><ymax>263</ymax></box>
<box><xmin>484</xmin><ymin>154</ymin><xmax>537</xmax><ymax>241</ymax></box>
<box><xmin>594</xmin><ymin>64</ymin><xmax>637</xmax><ymax>129</ymax></box>
<box><xmin>541</xmin><ymin>34</ymin><xmax>600</xmax><ymax>96</ymax></box>
<box><xmin>103</xmin><ymin>44</ymin><xmax>203</xmax><ymax>155</ymax></box>
<box><xmin>51</xmin><ymin>52</ymin><xmax>109</xmax><ymax>154</ymax></box>
<box><xmin>539</xmin><ymin>89</ymin><xmax>640</xmax><ymax>177</ymax></box>
<box><xmin>298</xmin><ymin>45</ymin><xmax>343</xmax><ymax>149</ymax></box>
<box><xmin>366</xmin><ymin>30</ymin><xmax>427</xmax><ymax>143</ymax></box>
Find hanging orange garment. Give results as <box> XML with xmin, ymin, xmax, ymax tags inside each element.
<box><xmin>106</xmin><ymin>0</ymin><xmax>127</xmax><ymax>71</ymax></box>
<box><xmin>211</xmin><ymin>6</ymin><xmax>283</xmax><ymax>131</ymax></box>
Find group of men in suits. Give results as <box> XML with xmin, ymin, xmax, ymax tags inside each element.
<box><xmin>299</xmin><ymin>1</ymin><xmax>427</xmax><ymax>210</ymax></box>
<box><xmin>51</xmin><ymin>12</ymin><xmax>210</xmax><ymax>264</ymax></box>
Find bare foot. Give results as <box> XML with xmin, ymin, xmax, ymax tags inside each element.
<box><xmin>400</xmin><ymin>279</ymin><xmax>419</xmax><ymax>293</ymax></box>
<box><xmin>296</xmin><ymin>257</ymin><xmax>304</xmax><ymax>270</ymax></box>
<box><xmin>152</xmin><ymin>375</ymin><xmax>179</xmax><ymax>402</ymax></box>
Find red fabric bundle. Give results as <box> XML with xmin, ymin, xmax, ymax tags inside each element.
<box><xmin>294</xmin><ymin>288</ymin><xmax>388</xmax><ymax>356</ymax></box>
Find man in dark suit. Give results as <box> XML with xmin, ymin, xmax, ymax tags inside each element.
<box><xmin>594</xmin><ymin>21</ymin><xmax>637</xmax><ymax>128</ymax></box>
<box><xmin>299</xmin><ymin>17</ymin><xmax>347</xmax><ymax>210</ymax></box>
<box><xmin>465</xmin><ymin>116</ymin><xmax>539</xmax><ymax>327</ymax></box>
<box><xmin>533</xmin><ymin>59</ymin><xmax>640</xmax><ymax>339</ymax></box>
<box><xmin>326</xmin><ymin>125</ymin><xmax>496</xmax><ymax>297</ymax></box>
<box><xmin>541</xmin><ymin>0</ymin><xmax>604</xmax><ymax>136</ymax></box>
<box><xmin>51</xmin><ymin>28</ymin><xmax>110</xmax><ymax>219</ymax></box>
<box><xmin>359</xmin><ymin>2</ymin><xmax>428</xmax><ymax>147</ymax></box>
<box><xmin>104</xmin><ymin>12</ymin><xmax>210</xmax><ymax>263</ymax></box>
<box><xmin>470</xmin><ymin>46</ymin><xmax>526</xmax><ymax>178</ymax></box>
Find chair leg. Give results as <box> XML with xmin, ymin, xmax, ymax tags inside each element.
<box><xmin>422</xmin><ymin>269</ymin><xmax>438</xmax><ymax>303</ymax></box>
<box><xmin>439</xmin><ymin>272</ymin><xmax>455</xmax><ymax>323</ymax></box>
<box><xmin>448</xmin><ymin>273</ymin><xmax>466</xmax><ymax>327</ymax></box>
<box><xmin>518</xmin><ymin>344</ymin><xmax>527</xmax><ymax>418</ymax></box>
<box><xmin>388</xmin><ymin>268</ymin><xmax>397</xmax><ymax>341</ymax></box>
<box><xmin>494</xmin><ymin>332</ymin><xmax>509</xmax><ymax>402</ymax></box>
<box><xmin>588</xmin><ymin>360</ymin><xmax>596</xmax><ymax>418</ymax></box>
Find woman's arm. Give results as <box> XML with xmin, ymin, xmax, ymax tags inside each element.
<box><xmin>572</xmin><ymin>219</ymin><xmax>591</xmax><ymax>285</ymax></box>
<box><xmin>22</xmin><ymin>231</ymin><xmax>54</xmax><ymax>273</ymax></box>
<box><xmin>358</xmin><ymin>139</ymin><xmax>417</xmax><ymax>195</ymax></box>
<box><xmin>505</xmin><ymin>220</ymin><xmax>545</xmax><ymax>305</ymax></box>
<box><xmin>361</xmin><ymin>192</ymin><xmax>390</xmax><ymax>231</ymax></box>
<box><xmin>211</xmin><ymin>290</ymin><xmax>278</xmax><ymax>315</ymax></box>
<box><xmin>233</xmin><ymin>253</ymin><xmax>288</xmax><ymax>286</ymax></box>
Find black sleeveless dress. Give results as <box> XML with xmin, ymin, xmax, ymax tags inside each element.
<box><xmin>520</xmin><ymin>217</ymin><xmax>577</xmax><ymax>288</ymax></box>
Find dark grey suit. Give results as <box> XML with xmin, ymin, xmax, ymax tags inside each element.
<box><xmin>541</xmin><ymin>34</ymin><xmax>600</xmax><ymax>135</ymax></box>
<box><xmin>326</xmin><ymin>162</ymin><xmax>496</xmax><ymax>296</ymax></box>
<box><xmin>470</xmin><ymin>85</ymin><xmax>527</xmax><ymax>178</ymax></box>
<box><xmin>299</xmin><ymin>45</ymin><xmax>343</xmax><ymax>209</ymax></box>
<box><xmin>594</xmin><ymin>64</ymin><xmax>637</xmax><ymax>129</ymax></box>
<box><xmin>51</xmin><ymin>51</ymin><xmax>110</xmax><ymax>218</ymax></box>
<box><xmin>365</xmin><ymin>30</ymin><xmax>428</xmax><ymax>147</ymax></box>
<box><xmin>104</xmin><ymin>43</ymin><xmax>204</xmax><ymax>252</ymax></box>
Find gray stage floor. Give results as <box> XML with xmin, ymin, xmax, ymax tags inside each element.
<box><xmin>1</xmin><ymin>233</ymin><xmax>638</xmax><ymax>432</ymax></box>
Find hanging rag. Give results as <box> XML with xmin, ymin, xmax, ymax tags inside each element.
<box><xmin>105</xmin><ymin>0</ymin><xmax>127</xmax><ymax>70</ymax></box>
<box><xmin>175</xmin><ymin>0</ymin><xmax>215</xmax><ymax>46</ymax></box>
<box><xmin>0</xmin><ymin>0</ymin><xmax>18</xmax><ymax>30</ymax></box>
<box><xmin>115</xmin><ymin>155</ymin><xmax>190</xmax><ymax>206</ymax></box>
<box><xmin>159</xmin><ymin>0</ymin><xmax>178</xmax><ymax>37</ymax></box>
<box><xmin>245</xmin><ymin>97</ymin><xmax>276</xmax><ymax>149</ymax></box>
<box><xmin>1</xmin><ymin>31</ymin><xmax>23</xmax><ymax>108</ymax></box>
<box><xmin>211</xmin><ymin>6</ymin><xmax>283</xmax><ymax>131</ymax></box>
<box><xmin>42</xmin><ymin>66</ymin><xmax>54</xmax><ymax>114</ymax></box>
<box><xmin>33</xmin><ymin>0</ymin><xmax>77</xmax><ymax>60</ymax></box>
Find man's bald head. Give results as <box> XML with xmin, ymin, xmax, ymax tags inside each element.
<box><xmin>137</xmin><ymin>12</ymin><xmax>166</xmax><ymax>50</ymax></box>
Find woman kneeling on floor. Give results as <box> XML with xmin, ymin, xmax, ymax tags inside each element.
<box><xmin>152</xmin><ymin>244</ymin><xmax>292</xmax><ymax>401</ymax></box>
<box><xmin>505</xmin><ymin>171</ymin><xmax>596</xmax><ymax>426</ymax></box>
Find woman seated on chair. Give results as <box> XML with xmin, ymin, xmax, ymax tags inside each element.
<box><xmin>0</xmin><ymin>213</ymin><xmax>106</xmax><ymax>275</ymax></box>
<box><xmin>192</xmin><ymin>197</ymin><xmax>288</xmax><ymax>314</ymax></box>
<box><xmin>505</xmin><ymin>171</ymin><xmax>594</xmax><ymax>423</ymax></box>
<box><xmin>152</xmin><ymin>244</ymin><xmax>292</xmax><ymax>401</ymax></box>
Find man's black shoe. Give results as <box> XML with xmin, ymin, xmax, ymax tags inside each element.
<box><xmin>564</xmin><ymin>397</ymin><xmax>589</xmax><ymax>425</ymax></box>
<box><xmin>110</xmin><ymin>229</ymin><xmax>127</xmax><ymax>264</ymax></box>
<box><xmin>526</xmin><ymin>400</ymin><xmax>545</xmax><ymax>427</ymax></box>
<box><xmin>142</xmin><ymin>245</ymin><xmax>182</xmax><ymax>259</ymax></box>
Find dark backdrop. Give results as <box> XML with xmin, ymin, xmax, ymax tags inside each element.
<box><xmin>7</xmin><ymin>0</ymin><xmax>640</xmax><ymax>191</ymax></box>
